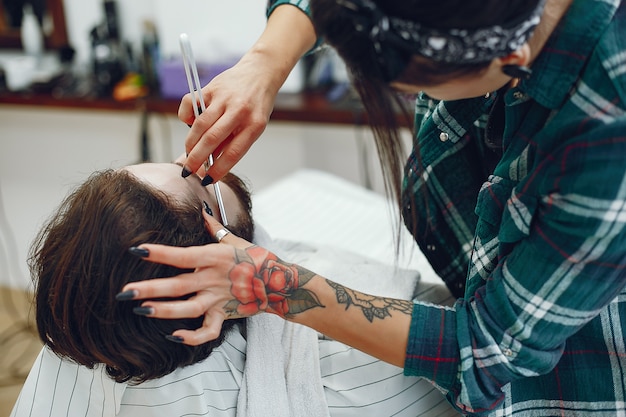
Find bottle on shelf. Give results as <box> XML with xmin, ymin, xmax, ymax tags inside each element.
<box><xmin>21</xmin><ymin>3</ymin><xmax>44</xmax><ymax>59</ymax></box>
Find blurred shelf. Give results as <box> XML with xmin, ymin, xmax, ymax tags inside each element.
<box><xmin>0</xmin><ymin>90</ymin><xmax>412</xmax><ymax>127</ymax></box>
<box><xmin>0</xmin><ymin>91</ymin><xmax>138</xmax><ymax>112</ymax></box>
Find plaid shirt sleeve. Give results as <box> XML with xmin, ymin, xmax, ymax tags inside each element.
<box><xmin>267</xmin><ymin>0</ymin><xmax>310</xmax><ymax>16</ymax></box>
<box><xmin>405</xmin><ymin>0</ymin><xmax>626</xmax><ymax>414</ymax></box>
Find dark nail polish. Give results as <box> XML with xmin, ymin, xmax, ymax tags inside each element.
<box><xmin>129</xmin><ymin>247</ymin><xmax>150</xmax><ymax>258</ymax></box>
<box><xmin>115</xmin><ymin>290</ymin><xmax>138</xmax><ymax>301</ymax></box>
<box><xmin>133</xmin><ymin>306</ymin><xmax>154</xmax><ymax>316</ymax></box>
<box><xmin>181</xmin><ymin>166</ymin><xmax>193</xmax><ymax>178</ymax></box>
<box><xmin>165</xmin><ymin>335</ymin><xmax>185</xmax><ymax>343</ymax></box>
<box><xmin>201</xmin><ymin>174</ymin><xmax>214</xmax><ymax>186</ymax></box>
<box><xmin>202</xmin><ymin>201</ymin><xmax>213</xmax><ymax>216</ymax></box>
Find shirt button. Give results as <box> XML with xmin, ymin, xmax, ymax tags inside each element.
<box><xmin>503</xmin><ymin>348</ymin><xmax>513</xmax><ymax>357</ymax></box>
<box><xmin>427</xmin><ymin>244</ymin><xmax>436</xmax><ymax>251</ymax></box>
<box><xmin>439</xmin><ymin>132</ymin><xmax>449</xmax><ymax>142</ymax></box>
<box><xmin>513</xmin><ymin>91</ymin><xmax>525</xmax><ymax>100</ymax></box>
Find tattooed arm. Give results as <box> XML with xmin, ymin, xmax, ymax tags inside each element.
<box><xmin>227</xmin><ymin>243</ymin><xmax>413</xmax><ymax>366</ymax></box>
<box><xmin>292</xmin><ymin>276</ymin><xmax>414</xmax><ymax>367</ymax></box>
<box><xmin>118</xmin><ymin>211</ymin><xmax>413</xmax><ymax>367</ymax></box>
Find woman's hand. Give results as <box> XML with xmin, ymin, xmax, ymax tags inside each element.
<box><xmin>178</xmin><ymin>54</ymin><xmax>278</xmax><ymax>182</ymax></box>
<box><xmin>178</xmin><ymin>4</ymin><xmax>316</xmax><ymax>182</ymax></box>
<box><xmin>117</xmin><ymin>211</ymin><xmax>320</xmax><ymax>345</ymax></box>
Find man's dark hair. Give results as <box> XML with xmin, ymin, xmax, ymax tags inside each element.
<box><xmin>30</xmin><ymin>169</ymin><xmax>253</xmax><ymax>383</ymax></box>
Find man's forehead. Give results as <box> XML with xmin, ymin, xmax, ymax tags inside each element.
<box><xmin>122</xmin><ymin>163</ymin><xmax>243</xmax><ymax>227</ymax></box>
<box><xmin>123</xmin><ymin>163</ymin><xmax>195</xmax><ymax>200</ymax></box>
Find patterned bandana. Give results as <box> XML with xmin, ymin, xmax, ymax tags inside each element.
<box><xmin>337</xmin><ymin>0</ymin><xmax>546</xmax><ymax>81</ymax></box>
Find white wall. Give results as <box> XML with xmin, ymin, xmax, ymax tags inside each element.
<box><xmin>63</xmin><ymin>0</ymin><xmax>266</xmax><ymax>65</ymax></box>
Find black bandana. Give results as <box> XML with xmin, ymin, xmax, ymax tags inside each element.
<box><xmin>337</xmin><ymin>0</ymin><xmax>546</xmax><ymax>81</ymax></box>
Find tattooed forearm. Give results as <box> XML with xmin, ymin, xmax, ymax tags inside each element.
<box><xmin>326</xmin><ymin>280</ymin><xmax>413</xmax><ymax>322</ymax></box>
<box><xmin>221</xmin><ymin>245</ymin><xmax>413</xmax><ymax>324</ymax></box>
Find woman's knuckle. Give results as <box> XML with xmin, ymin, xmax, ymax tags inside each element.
<box><xmin>207</xmin><ymin>328</ymin><xmax>220</xmax><ymax>341</ymax></box>
<box><xmin>172</xmin><ymin>279</ymin><xmax>190</xmax><ymax>296</ymax></box>
<box><xmin>220</xmin><ymin>146</ymin><xmax>240</xmax><ymax>162</ymax></box>
<box><xmin>191</xmin><ymin>303</ymin><xmax>207</xmax><ymax>317</ymax></box>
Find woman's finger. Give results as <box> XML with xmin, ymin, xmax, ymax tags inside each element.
<box><xmin>212</xmin><ymin>134</ymin><xmax>231</xmax><ymax>160</ymax></box>
<box><xmin>205</xmin><ymin>123</ymin><xmax>264</xmax><ymax>184</ymax></box>
<box><xmin>118</xmin><ymin>250</ymin><xmax>227</xmax><ymax>300</ymax></box>
<box><xmin>177</xmin><ymin>92</ymin><xmax>196</xmax><ymax>126</ymax></box>
<box><xmin>136</xmin><ymin>296</ymin><xmax>212</xmax><ymax>319</ymax></box>
<box><xmin>129</xmin><ymin>243</ymin><xmax>224</xmax><ymax>269</ymax></box>
<box><xmin>202</xmin><ymin>210</ymin><xmax>252</xmax><ymax>249</ymax></box>
<box><xmin>184</xmin><ymin>106</ymin><xmax>228</xmax><ymax>175</ymax></box>
<box><xmin>170</xmin><ymin>310</ymin><xmax>228</xmax><ymax>346</ymax></box>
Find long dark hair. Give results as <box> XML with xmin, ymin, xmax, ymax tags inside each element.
<box><xmin>30</xmin><ymin>169</ymin><xmax>253</xmax><ymax>383</ymax></box>
<box><xmin>310</xmin><ymin>0</ymin><xmax>540</xmax><ymax>217</ymax></box>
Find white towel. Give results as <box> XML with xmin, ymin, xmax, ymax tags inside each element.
<box><xmin>237</xmin><ymin>315</ymin><xmax>330</xmax><ymax>417</ymax></box>
<box><xmin>237</xmin><ymin>225</ymin><xmax>330</xmax><ymax>417</ymax></box>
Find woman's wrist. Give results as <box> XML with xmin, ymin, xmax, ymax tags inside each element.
<box><xmin>246</xmin><ymin>4</ymin><xmax>316</xmax><ymax>90</ymax></box>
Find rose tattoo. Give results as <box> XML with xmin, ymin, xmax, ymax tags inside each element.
<box><xmin>224</xmin><ymin>246</ymin><xmax>323</xmax><ymax>318</ymax></box>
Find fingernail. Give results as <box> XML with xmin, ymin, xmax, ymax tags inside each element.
<box><xmin>165</xmin><ymin>335</ymin><xmax>185</xmax><ymax>343</ymax></box>
<box><xmin>133</xmin><ymin>306</ymin><xmax>154</xmax><ymax>316</ymax></box>
<box><xmin>181</xmin><ymin>166</ymin><xmax>192</xmax><ymax>178</ymax></box>
<box><xmin>115</xmin><ymin>289</ymin><xmax>138</xmax><ymax>301</ymax></box>
<box><xmin>202</xmin><ymin>200</ymin><xmax>213</xmax><ymax>216</ymax></box>
<box><xmin>201</xmin><ymin>174</ymin><xmax>214</xmax><ymax>186</ymax></box>
<box><xmin>129</xmin><ymin>247</ymin><xmax>150</xmax><ymax>258</ymax></box>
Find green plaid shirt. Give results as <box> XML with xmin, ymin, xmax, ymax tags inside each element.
<box><xmin>402</xmin><ymin>0</ymin><xmax>626</xmax><ymax>415</ymax></box>
<box><xmin>271</xmin><ymin>0</ymin><xmax>626</xmax><ymax>415</ymax></box>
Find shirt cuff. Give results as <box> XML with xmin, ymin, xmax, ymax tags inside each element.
<box><xmin>404</xmin><ymin>301</ymin><xmax>460</xmax><ymax>392</ymax></box>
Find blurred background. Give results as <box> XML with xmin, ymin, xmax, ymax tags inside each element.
<box><xmin>0</xmin><ymin>1</ymin><xmax>412</xmax><ymax>415</ymax></box>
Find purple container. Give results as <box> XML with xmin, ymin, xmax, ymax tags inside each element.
<box><xmin>158</xmin><ymin>57</ymin><xmax>235</xmax><ymax>99</ymax></box>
